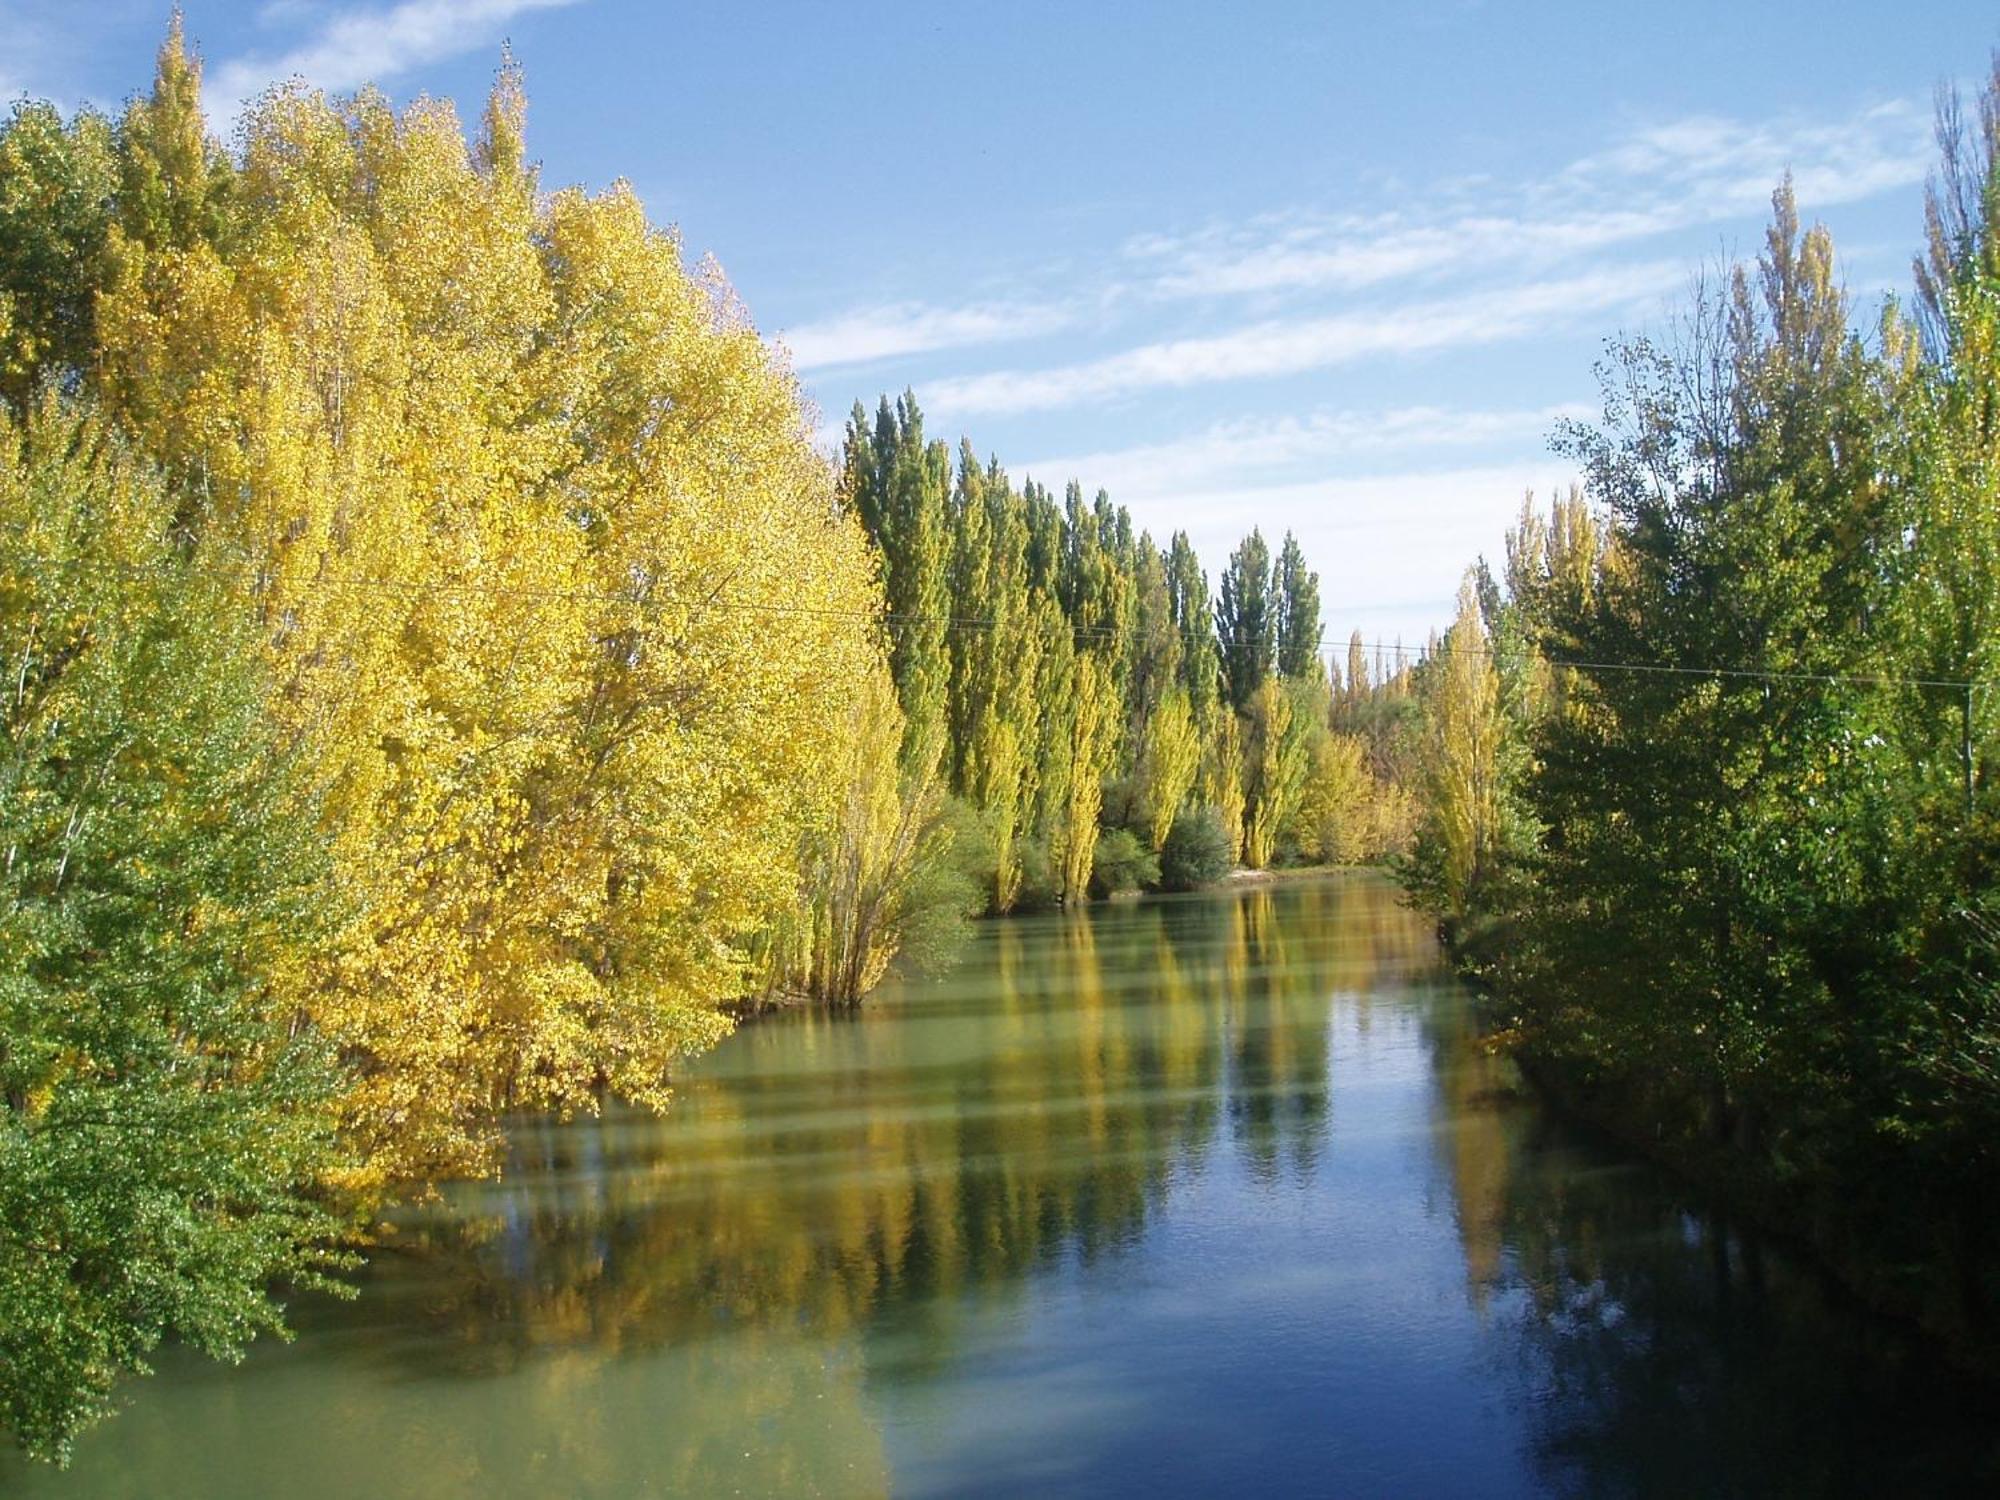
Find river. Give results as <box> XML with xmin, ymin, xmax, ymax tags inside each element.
<box><xmin>9</xmin><ymin>872</ymin><xmax>1996</xmax><ymax>1497</ymax></box>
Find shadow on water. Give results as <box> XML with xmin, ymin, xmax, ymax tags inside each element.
<box><xmin>9</xmin><ymin>874</ymin><xmax>1999</xmax><ymax>1498</ymax></box>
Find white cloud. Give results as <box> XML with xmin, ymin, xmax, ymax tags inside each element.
<box><xmin>924</xmin><ymin>261</ymin><xmax>1681</xmax><ymax>416</ymax></box>
<box><xmin>778</xmin><ymin>299</ymin><xmax>1073</xmax><ymax>371</ymax></box>
<box><xmin>209</xmin><ymin>0</ymin><xmax>582</xmax><ymax>123</ymax></box>
<box><xmin>1131</xmin><ymin>97</ymin><xmax>1932</xmax><ymax>301</ymax></box>
<box><xmin>1020</xmin><ymin>402</ymin><xmax>1589</xmax><ymax>498</ymax></box>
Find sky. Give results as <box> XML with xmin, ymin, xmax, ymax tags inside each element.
<box><xmin>4</xmin><ymin>0</ymin><xmax>1995</xmax><ymax>650</ymax></box>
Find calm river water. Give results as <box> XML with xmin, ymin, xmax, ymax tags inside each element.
<box><xmin>10</xmin><ymin>873</ymin><xmax>1998</xmax><ymax>1497</ymax></box>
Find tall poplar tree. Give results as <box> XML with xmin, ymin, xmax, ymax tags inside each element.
<box><xmin>1167</xmin><ymin>530</ymin><xmax>1222</xmax><ymax>725</ymax></box>
<box><xmin>1273</xmin><ymin>531</ymin><xmax>1324</xmax><ymax>680</ymax></box>
<box><xmin>1218</xmin><ymin>527</ymin><xmax>1275</xmax><ymax>711</ymax></box>
<box><xmin>844</xmin><ymin>393</ymin><xmax>952</xmax><ymax>774</ymax></box>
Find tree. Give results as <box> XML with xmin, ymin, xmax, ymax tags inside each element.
<box><xmin>1243</xmin><ymin>676</ymin><xmax>1312</xmax><ymax>869</ymax></box>
<box><xmin>91</xmin><ymin>54</ymin><xmax>887</xmax><ymax>1185</ymax></box>
<box><xmin>1167</xmin><ymin>530</ymin><xmax>1221</xmax><ymax>725</ymax></box>
<box><xmin>771</xmin><ymin>664</ymin><xmax>967</xmax><ymax>1003</ymax></box>
<box><xmin>844</xmin><ymin>393</ymin><xmax>952</xmax><ymax>774</ymax></box>
<box><xmin>1415</xmin><ymin>576</ymin><xmax>1503</xmax><ymax>918</ymax></box>
<box><xmin>1138</xmin><ymin>687</ymin><xmax>1202</xmax><ymax>851</ymax></box>
<box><xmin>1055</xmin><ymin>653</ymin><xmax>1122</xmax><ymax>901</ymax></box>
<box><xmin>113</xmin><ymin>13</ymin><xmax>235</xmax><ymax>254</ymax></box>
<box><xmin>0</xmin><ymin>101</ymin><xmax>117</xmax><ymax>406</ymax></box>
<box><xmin>1344</xmin><ymin>629</ymin><xmax>1371</xmax><ymax>707</ymax></box>
<box><xmin>1217</xmin><ymin>527</ymin><xmax>1275</xmax><ymax>711</ymax></box>
<box><xmin>1273</xmin><ymin>530</ymin><xmax>1324</xmax><ymax>680</ymax></box>
<box><xmin>0</xmin><ymin>402</ymin><xmax>349</xmax><ymax>1461</ymax></box>
<box><xmin>1159</xmin><ymin>806</ymin><xmax>1234</xmax><ymax>890</ymax></box>
<box><xmin>1291</xmin><ymin>732</ymin><xmax>1375</xmax><ymax>865</ymax></box>
<box><xmin>1204</xmin><ymin>710</ymin><xmax>1247</xmax><ymax>865</ymax></box>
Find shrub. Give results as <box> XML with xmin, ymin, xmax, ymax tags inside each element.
<box><xmin>1089</xmin><ymin>826</ymin><xmax>1161</xmax><ymax>898</ymax></box>
<box><xmin>1159</xmin><ymin>805</ymin><xmax>1234</xmax><ymax>891</ymax></box>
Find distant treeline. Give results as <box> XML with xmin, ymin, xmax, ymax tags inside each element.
<box><xmin>1395</xmin><ymin>73</ymin><xmax>2000</xmax><ymax>1362</ymax></box>
<box><xmin>836</xmin><ymin>394</ymin><xmax>1415</xmax><ymax>922</ymax></box>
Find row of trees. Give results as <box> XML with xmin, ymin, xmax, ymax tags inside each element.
<box><xmin>839</xmin><ymin>395</ymin><xmax>1412</xmax><ymax>915</ymax></box>
<box><xmin>1399</xmin><ymin>74</ymin><xmax>2000</xmax><ymax>1357</ymax></box>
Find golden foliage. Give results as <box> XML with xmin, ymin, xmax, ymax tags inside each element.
<box><xmin>93</xmin><ymin>74</ymin><xmax>881</xmax><ymax>1186</ymax></box>
<box><xmin>1139</xmin><ymin>687</ymin><xmax>1201</xmax><ymax>852</ymax></box>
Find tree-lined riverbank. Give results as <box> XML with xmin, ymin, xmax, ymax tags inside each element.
<box><xmin>1385</xmin><ymin>69</ymin><xmax>2000</xmax><ymax>1373</ymax></box>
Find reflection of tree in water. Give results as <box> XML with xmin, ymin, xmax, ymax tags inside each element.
<box><xmin>1424</xmin><ymin>1001</ymin><xmax>2000</xmax><ymax>1497</ymax></box>
<box><xmin>375</xmin><ymin>876</ymin><xmax>1421</xmax><ymax>1373</ymax></box>
<box><xmin>1219</xmin><ymin>888</ymin><xmax>1330</xmax><ymax>1184</ymax></box>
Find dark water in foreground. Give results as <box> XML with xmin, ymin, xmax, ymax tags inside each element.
<box><xmin>10</xmin><ymin>873</ymin><xmax>1998</xmax><ymax>1498</ymax></box>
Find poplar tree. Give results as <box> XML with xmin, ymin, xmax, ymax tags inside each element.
<box><xmin>1138</xmin><ymin>687</ymin><xmax>1202</xmax><ymax>850</ymax></box>
<box><xmin>1167</xmin><ymin>530</ymin><xmax>1222</xmax><ymax>724</ymax></box>
<box><xmin>1415</xmin><ymin>576</ymin><xmax>1503</xmax><ymax>916</ymax></box>
<box><xmin>1345</xmin><ymin>630</ymin><xmax>1371</xmax><ymax>707</ymax></box>
<box><xmin>845</xmin><ymin>394</ymin><xmax>952</xmax><ymax>774</ymax></box>
<box><xmin>1218</xmin><ymin>527</ymin><xmax>1275</xmax><ymax>710</ymax></box>
<box><xmin>1127</xmin><ymin>535</ymin><xmax>1182</xmax><ymax>751</ymax></box>
<box><xmin>89</xmin><ymin>48</ymin><xmax>890</xmax><ymax>1186</ymax></box>
<box><xmin>114</xmin><ymin>14</ymin><xmax>235</xmax><ymax>253</ymax></box>
<box><xmin>0</xmin><ymin>102</ymin><xmax>115</xmax><ymax>405</ymax></box>
<box><xmin>1273</xmin><ymin>530</ymin><xmax>1324</xmax><ymax>680</ymax></box>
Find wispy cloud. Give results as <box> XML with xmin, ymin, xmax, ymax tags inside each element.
<box><xmin>925</xmin><ymin>261</ymin><xmax>1680</xmax><ymax>416</ymax></box>
<box><xmin>1128</xmin><ymin>98</ymin><xmax>1931</xmax><ymax>300</ymax></box>
<box><xmin>784</xmin><ymin>96</ymin><xmax>1929</xmax><ymax>411</ymax></box>
<box><xmin>1020</xmin><ymin>402</ymin><xmax>1589</xmax><ymax>498</ymax></box>
<box><xmin>778</xmin><ymin>299</ymin><xmax>1074</xmax><ymax>371</ymax></box>
<box><xmin>209</xmin><ymin>0</ymin><xmax>582</xmax><ymax>123</ymax></box>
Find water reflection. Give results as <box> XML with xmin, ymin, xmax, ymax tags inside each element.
<box><xmin>1423</xmin><ymin>994</ymin><xmax>2000</xmax><ymax>1496</ymax></box>
<box><xmin>9</xmin><ymin>875</ymin><xmax>1996</xmax><ymax>1498</ymax></box>
<box><xmin>397</xmin><ymin>882</ymin><xmax>1405</xmax><ymax>1373</ymax></box>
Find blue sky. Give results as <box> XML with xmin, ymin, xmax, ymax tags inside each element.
<box><xmin>4</xmin><ymin>0</ymin><xmax>1994</xmax><ymax>648</ymax></box>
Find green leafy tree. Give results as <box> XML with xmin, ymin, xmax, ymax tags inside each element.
<box><xmin>1167</xmin><ymin>529</ymin><xmax>1221</xmax><ymax>725</ymax></box>
<box><xmin>1159</xmin><ymin>805</ymin><xmax>1234</xmax><ymax>890</ymax></box>
<box><xmin>844</xmin><ymin>393</ymin><xmax>952</xmax><ymax>773</ymax></box>
<box><xmin>1273</xmin><ymin>530</ymin><xmax>1324</xmax><ymax>680</ymax></box>
<box><xmin>0</xmin><ymin>403</ymin><xmax>350</xmax><ymax>1462</ymax></box>
<box><xmin>113</xmin><ymin>13</ymin><xmax>236</xmax><ymax>254</ymax></box>
<box><xmin>1411</xmin><ymin>575</ymin><xmax>1504</xmax><ymax>918</ymax></box>
<box><xmin>1217</xmin><ymin>527</ymin><xmax>1275</xmax><ymax>711</ymax></box>
<box><xmin>0</xmin><ymin>102</ymin><xmax>117</xmax><ymax>406</ymax></box>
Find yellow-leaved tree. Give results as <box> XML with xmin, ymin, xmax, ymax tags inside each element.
<box><xmin>93</xmin><ymin>40</ymin><xmax>882</xmax><ymax>1187</ymax></box>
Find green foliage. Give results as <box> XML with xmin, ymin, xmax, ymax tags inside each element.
<box><xmin>113</xmin><ymin>15</ymin><xmax>235</xmax><ymax>255</ymax></box>
<box><xmin>1089</xmin><ymin>826</ymin><xmax>1161</xmax><ymax>898</ymax></box>
<box><xmin>1396</xmin><ymin>159</ymin><xmax>2000</xmax><ymax>1348</ymax></box>
<box><xmin>1273</xmin><ymin>531</ymin><xmax>1324</xmax><ymax>681</ymax></box>
<box><xmin>1218</xmin><ymin>527</ymin><xmax>1275</xmax><ymax>711</ymax></box>
<box><xmin>1159</xmin><ymin>806</ymin><xmax>1235</xmax><ymax>891</ymax></box>
<box><xmin>0</xmin><ymin>101</ymin><xmax>117</xmax><ymax>405</ymax></box>
<box><xmin>891</xmin><ymin>798</ymin><xmax>990</xmax><ymax>978</ymax></box>
<box><xmin>841</xmin><ymin>397</ymin><xmax>1339</xmax><ymax>910</ymax></box>
<box><xmin>0</xmin><ymin>402</ymin><xmax>351</xmax><ymax>1462</ymax></box>
<box><xmin>845</xmin><ymin>394</ymin><xmax>952</xmax><ymax>773</ymax></box>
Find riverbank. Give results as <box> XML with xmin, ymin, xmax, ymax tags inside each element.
<box><xmin>1449</xmin><ymin>945</ymin><xmax>2000</xmax><ymax>1382</ymax></box>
